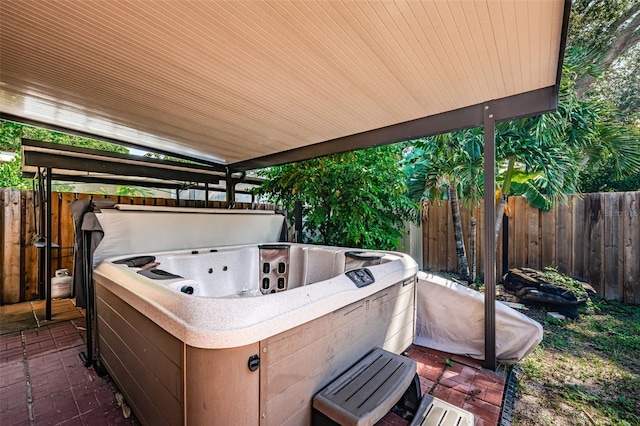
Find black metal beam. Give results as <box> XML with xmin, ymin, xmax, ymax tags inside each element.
<box><xmin>483</xmin><ymin>105</ymin><xmax>497</xmax><ymax>370</ymax></box>
<box><xmin>21</xmin><ymin>139</ymin><xmax>224</xmax><ymax>171</ymax></box>
<box><xmin>23</xmin><ymin>151</ymin><xmax>220</xmax><ymax>184</ymax></box>
<box><xmin>490</xmin><ymin>86</ymin><xmax>557</xmax><ymax>123</ymax></box>
<box><xmin>237</xmin><ymin>176</ymin><xmax>265</xmax><ymax>185</ymax></box>
<box><xmin>2</xmin><ymin>114</ymin><xmax>226</xmax><ymax>169</ymax></box>
<box><xmin>556</xmin><ymin>1</ymin><xmax>572</xmax><ymax>95</ymax></box>
<box><xmin>22</xmin><ymin>141</ymin><xmax>222</xmax><ymax>184</ymax></box>
<box><xmin>230</xmin><ymin>103</ymin><xmax>482</xmax><ymax>171</ymax></box>
<box><xmin>20</xmin><ymin>173</ymin><xmax>258</xmax><ymax>196</ymax></box>
<box><xmin>21</xmin><ymin>173</ymin><xmax>187</xmax><ymax>189</ymax></box>
<box><xmin>230</xmin><ymin>87</ymin><xmax>558</xmax><ymax>171</ymax></box>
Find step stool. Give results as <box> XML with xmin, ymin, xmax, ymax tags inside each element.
<box><xmin>312</xmin><ymin>347</ymin><xmax>419</xmax><ymax>426</ymax></box>
<box><xmin>409</xmin><ymin>394</ymin><xmax>475</xmax><ymax>426</ymax></box>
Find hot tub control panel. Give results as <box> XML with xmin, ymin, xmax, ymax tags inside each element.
<box><xmin>345</xmin><ymin>268</ymin><xmax>375</xmax><ymax>287</ymax></box>
<box><xmin>259</xmin><ymin>244</ymin><xmax>290</xmax><ymax>294</ymax></box>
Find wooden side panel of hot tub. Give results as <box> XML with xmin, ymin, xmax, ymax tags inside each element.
<box><xmin>259</xmin><ymin>277</ymin><xmax>416</xmax><ymax>426</ymax></box>
<box><xmin>185</xmin><ymin>343</ymin><xmax>261</xmax><ymax>425</ymax></box>
<box><xmin>96</xmin><ymin>285</ymin><xmax>185</xmax><ymax>426</ymax></box>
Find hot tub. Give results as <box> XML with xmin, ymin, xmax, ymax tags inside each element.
<box><xmin>88</xmin><ymin>207</ymin><xmax>418</xmax><ymax>426</ymax></box>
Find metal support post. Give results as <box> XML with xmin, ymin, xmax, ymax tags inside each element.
<box><xmin>483</xmin><ymin>106</ymin><xmax>496</xmax><ymax>370</ymax></box>
<box><xmin>294</xmin><ymin>200</ymin><xmax>303</xmax><ymax>243</ymax></box>
<box><xmin>45</xmin><ymin>167</ymin><xmax>53</xmax><ymax>321</ymax></box>
<box><xmin>37</xmin><ymin>169</ymin><xmax>45</xmax><ymax>298</ymax></box>
<box><xmin>225</xmin><ymin>168</ymin><xmax>235</xmax><ymax>207</ymax></box>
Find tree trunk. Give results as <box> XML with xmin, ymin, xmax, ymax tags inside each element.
<box><xmin>575</xmin><ymin>5</ymin><xmax>640</xmax><ymax>97</ymax></box>
<box><xmin>469</xmin><ymin>215</ymin><xmax>477</xmax><ymax>282</ymax></box>
<box><xmin>319</xmin><ymin>203</ymin><xmax>330</xmax><ymax>245</ymax></box>
<box><xmin>494</xmin><ymin>195</ymin><xmax>507</xmax><ymax>250</ymax></box>
<box><xmin>448</xmin><ymin>185</ymin><xmax>470</xmax><ymax>281</ymax></box>
<box><xmin>494</xmin><ymin>157</ymin><xmax>515</xmax><ymax>252</ymax></box>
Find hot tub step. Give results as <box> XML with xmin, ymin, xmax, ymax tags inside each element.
<box><xmin>409</xmin><ymin>394</ymin><xmax>474</xmax><ymax>426</ymax></box>
<box><xmin>312</xmin><ymin>347</ymin><xmax>417</xmax><ymax>426</ymax></box>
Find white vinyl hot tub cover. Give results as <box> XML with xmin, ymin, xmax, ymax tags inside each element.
<box><xmin>92</xmin><ymin>206</ymin><xmax>286</xmax><ymax>267</ymax></box>
<box><xmin>415</xmin><ymin>272</ymin><xmax>542</xmax><ymax>363</ymax></box>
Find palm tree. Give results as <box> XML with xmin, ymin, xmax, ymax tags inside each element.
<box><xmin>404</xmin><ymin>129</ymin><xmax>484</xmax><ymax>281</ymax></box>
<box><xmin>493</xmin><ymin>116</ymin><xmax>581</xmax><ymax>248</ymax></box>
<box><xmin>406</xmin><ymin>46</ymin><xmax>640</xmax><ymax>279</ymax></box>
<box><xmin>492</xmin><ymin>46</ymin><xmax>640</xmax><ymax>246</ymax></box>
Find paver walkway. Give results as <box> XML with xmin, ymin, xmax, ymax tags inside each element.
<box><xmin>1</xmin><ymin>302</ymin><xmax>506</xmax><ymax>426</ymax></box>
<box><xmin>0</xmin><ymin>320</ymin><xmax>136</xmax><ymax>426</ymax></box>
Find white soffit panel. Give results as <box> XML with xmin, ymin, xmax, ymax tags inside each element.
<box><xmin>0</xmin><ymin>0</ymin><xmax>567</xmax><ymax>166</ymax></box>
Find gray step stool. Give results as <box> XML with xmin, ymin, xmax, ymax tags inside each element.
<box><xmin>312</xmin><ymin>348</ymin><xmax>418</xmax><ymax>426</ymax></box>
<box><xmin>409</xmin><ymin>394</ymin><xmax>475</xmax><ymax>426</ymax></box>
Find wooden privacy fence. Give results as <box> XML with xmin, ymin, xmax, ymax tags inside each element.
<box><xmin>422</xmin><ymin>192</ymin><xmax>640</xmax><ymax>304</ymax></box>
<box><xmin>0</xmin><ymin>189</ymin><xmax>275</xmax><ymax>305</ymax></box>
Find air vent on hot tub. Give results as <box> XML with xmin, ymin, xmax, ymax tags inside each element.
<box><xmin>259</xmin><ymin>244</ymin><xmax>290</xmax><ymax>294</ymax></box>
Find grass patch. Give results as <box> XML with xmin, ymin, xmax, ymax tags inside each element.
<box><xmin>514</xmin><ymin>298</ymin><xmax>640</xmax><ymax>426</ymax></box>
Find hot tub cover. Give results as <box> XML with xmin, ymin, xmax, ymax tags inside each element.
<box><xmin>91</xmin><ymin>206</ymin><xmax>286</xmax><ymax>267</ymax></box>
<box><xmin>415</xmin><ymin>272</ymin><xmax>542</xmax><ymax>363</ymax></box>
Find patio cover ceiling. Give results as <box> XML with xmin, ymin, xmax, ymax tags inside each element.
<box><xmin>1</xmin><ymin>0</ymin><xmax>569</xmax><ymax>171</ymax></box>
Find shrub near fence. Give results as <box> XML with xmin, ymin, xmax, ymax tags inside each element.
<box><xmin>0</xmin><ymin>190</ymin><xmax>275</xmax><ymax>305</ymax></box>
<box><xmin>422</xmin><ymin>192</ymin><xmax>640</xmax><ymax>304</ymax></box>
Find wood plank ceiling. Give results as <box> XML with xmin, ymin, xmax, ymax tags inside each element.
<box><xmin>0</xmin><ymin>1</ymin><xmax>568</xmax><ymax>170</ymax></box>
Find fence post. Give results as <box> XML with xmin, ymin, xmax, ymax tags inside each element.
<box><xmin>1</xmin><ymin>189</ymin><xmax>22</xmax><ymax>304</ymax></box>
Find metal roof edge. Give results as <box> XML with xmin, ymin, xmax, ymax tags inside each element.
<box><xmin>555</xmin><ymin>0</ymin><xmax>572</xmax><ymax>95</ymax></box>
<box><xmin>230</xmin><ymin>86</ymin><xmax>559</xmax><ymax>172</ymax></box>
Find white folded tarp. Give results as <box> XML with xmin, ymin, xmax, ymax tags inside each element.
<box><xmin>415</xmin><ymin>272</ymin><xmax>543</xmax><ymax>363</ymax></box>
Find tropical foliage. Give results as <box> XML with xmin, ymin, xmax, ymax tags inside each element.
<box><xmin>0</xmin><ymin>154</ymin><xmax>28</xmax><ymax>189</ymax></box>
<box><xmin>402</xmin><ymin>129</ymin><xmax>484</xmax><ymax>279</ymax></box>
<box><xmin>255</xmin><ymin>145</ymin><xmax>417</xmax><ymax>250</ymax></box>
<box><xmin>590</xmin><ymin>45</ymin><xmax>640</xmax><ymax>125</ymax></box>
<box><xmin>491</xmin><ymin>50</ymin><xmax>639</xmax><ymax>217</ymax></box>
<box><xmin>403</xmin><ymin>42</ymin><xmax>640</xmax><ymax>278</ymax></box>
<box><xmin>569</xmin><ymin>0</ymin><xmax>640</xmax><ymax>99</ymax></box>
<box><xmin>570</xmin><ymin>0</ymin><xmax>640</xmax><ymax>190</ymax></box>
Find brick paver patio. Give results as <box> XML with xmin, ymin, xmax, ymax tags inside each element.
<box><xmin>1</xmin><ymin>302</ymin><xmax>506</xmax><ymax>425</ymax></box>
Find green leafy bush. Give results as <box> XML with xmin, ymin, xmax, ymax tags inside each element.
<box><xmin>255</xmin><ymin>144</ymin><xmax>418</xmax><ymax>250</ymax></box>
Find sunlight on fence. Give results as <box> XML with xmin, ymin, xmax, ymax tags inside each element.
<box><xmin>421</xmin><ymin>192</ymin><xmax>640</xmax><ymax>304</ymax></box>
